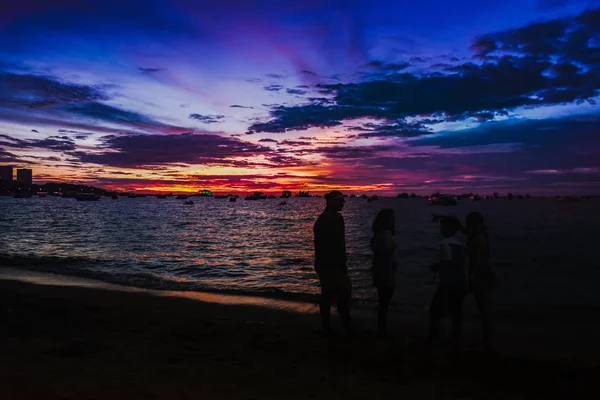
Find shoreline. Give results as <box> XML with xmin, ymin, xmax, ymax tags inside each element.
<box><xmin>2</xmin><ymin>266</ymin><xmax>600</xmax><ymax>363</ymax></box>
<box><xmin>0</xmin><ymin>266</ymin><xmax>320</xmax><ymax>314</ymax></box>
<box><xmin>1</xmin><ymin>270</ymin><xmax>599</xmax><ymax>399</ymax></box>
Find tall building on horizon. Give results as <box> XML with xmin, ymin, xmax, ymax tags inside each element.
<box><xmin>0</xmin><ymin>165</ymin><xmax>13</xmax><ymax>183</ymax></box>
<box><xmin>16</xmin><ymin>168</ymin><xmax>33</xmax><ymax>186</ymax></box>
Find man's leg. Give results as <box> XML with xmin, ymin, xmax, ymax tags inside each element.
<box><xmin>319</xmin><ymin>285</ymin><xmax>334</xmax><ymax>334</ymax></box>
<box><xmin>336</xmin><ymin>272</ymin><xmax>353</xmax><ymax>334</ymax></box>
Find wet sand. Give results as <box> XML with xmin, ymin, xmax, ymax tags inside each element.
<box><xmin>0</xmin><ymin>273</ymin><xmax>599</xmax><ymax>399</ymax></box>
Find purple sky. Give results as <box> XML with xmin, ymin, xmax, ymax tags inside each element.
<box><xmin>1</xmin><ymin>0</ymin><xmax>600</xmax><ymax>194</ymax></box>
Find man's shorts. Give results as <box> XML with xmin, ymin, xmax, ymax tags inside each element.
<box><xmin>317</xmin><ymin>268</ymin><xmax>351</xmax><ymax>296</ymax></box>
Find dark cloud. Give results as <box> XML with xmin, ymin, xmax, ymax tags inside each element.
<box><xmin>310</xmin><ymin>145</ymin><xmax>395</xmax><ymax>159</ymax></box>
<box><xmin>0</xmin><ymin>134</ymin><xmax>76</xmax><ymax>151</ymax></box>
<box><xmin>301</xmin><ymin>70</ymin><xmax>318</xmax><ymax>76</ymax></box>
<box><xmin>230</xmin><ymin>104</ymin><xmax>254</xmax><ymax>109</ymax></box>
<box><xmin>279</xmin><ymin>140</ymin><xmax>311</xmax><ymax>147</ymax></box>
<box><xmin>31</xmin><ymin>129</ymin><xmax>38</xmax><ymax>133</ymax></box>
<box><xmin>537</xmin><ymin>0</ymin><xmax>597</xmax><ymax>11</ymax></box>
<box><xmin>286</xmin><ymin>88</ymin><xmax>307</xmax><ymax>95</ymax></box>
<box><xmin>0</xmin><ymin>148</ymin><xmax>26</xmax><ymax>163</ymax></box>
<box><xmin>0</xmin><ymin>68</ymin><xmax>186</xmax><ymax>134</ymax></box>
<box><xmin>258</xmin><ymin>138</ymin><xmax>278</xmax><ymax>143</ymax></box>
<box><xmin>0</xmin><ymin>71</ymin><xmax>107</xmax><ymax>108</ymax></box>
<box><xmin>64</xmin><ymin>102</ymin><xmax>168</xmax><ymax>129</ymax></box>
<box><xmin>367</xmin><ymin>61</ymin><xmax>410</xmax><ymax>71</ymax></box>
<box><xmin>77</xmin><ymin>132</ymin><xmax>270</xmax><ymax>168</ymax></box>
<box><xmin>249</xmin><ymin>8</ymin><xmax>600</xmax><ymax>134</ymax></box>
<box><xmin>57</xmin><ymin>129</ymin><xmax>93</xmax><ymax>139</ymax></box>
<box><xmin>351</xmin><ymin>121</ymin><xmax>432</xmax><ymax>138</ymax></box>
<box><xmin>188</xmin><ymin>113</ymin><xmax>226</xmax><ymax>124</ymax></box>
<box><xmin>248</xmin><ymin>103</ymin><xmax>388</xmax><ymax>134</ymax></box>
<box><xmin>264</xmin><ymin>84</ymin><xmax>283</xmax><ymax>92</ymax></box>
<box><xmin>265</xmin><ymin>73</ymin><xmax>284</xmax><ymax>79</ymax></box>
<box><xmin>138</xmin><ymin>67</ymin><xmax>166</xmax><ymax>73</ymax></box>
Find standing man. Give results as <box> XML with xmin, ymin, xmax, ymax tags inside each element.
<box><xmin>313</xmin><ymin>190</ymin><xmax>353</xmax><ymax>336</ymax></box>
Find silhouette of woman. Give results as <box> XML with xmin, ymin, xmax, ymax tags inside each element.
<box><xmin>432</xmin><ymin>212</ymin><xmax>497</xmax><ymax>348</ymax></box>
<box><xmin>371</xmin><ymin>209</ymin><xmax>397</xmax><ymax>337</ymax></box>
<box><xmin>465</xmin><ymin>212</ymin><xmax>496</xmax><ymax>349</ymax></box>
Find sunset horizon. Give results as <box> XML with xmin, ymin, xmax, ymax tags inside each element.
<box><xmin>2</xmin><ymin>0</ymin><xmax>600</xmax><ymax>195</ymax></box>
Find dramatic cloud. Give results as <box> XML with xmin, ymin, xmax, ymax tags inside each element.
<box><xmin>0</xmin><ymin>148</ymin><xmax>26</xmax><ymax>163</ymax></box>
<box><xmin>65</xmin><ymin>102</ymin><xmax>166</xmax><ymax>127</ymax></box>
<box><xmin>189</xmin><ymin>114</ymin><xmax>226</xmax><ymax>124</ymax></box>
<box><xmin>249</xmin><ymin>8</ymin><xmax>600</xmax><ymax>135</ymax></box>
<box><xmin>77</xmin><ymin>132</ymin><xmax>270</xmax><ymax>167</ymax></box>
<box><xmin>286</xmin><ymin>88</ymin><xmax>308</xmax><ymax>95</ymax></box>
<box><xmin>0</xmin><ymin>71</ymin><xmax>107</xmax><ymax>108</ymax></box>
<box><xmin>230</xmin><ymin>104</ymin><xmax>254</xmax><ymax>109</ymax></box>
<box><xmin>0</xmin><ymin>134</ymin><xmax>76</xmax><ymax>151</ymax></box>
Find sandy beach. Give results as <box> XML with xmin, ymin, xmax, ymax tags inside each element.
<box><xmin>1</xmin><ymin>269</ymin><xmax>599</xmax><ymax>400</ymax></box>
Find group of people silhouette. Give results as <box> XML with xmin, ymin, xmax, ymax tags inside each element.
<box><xmin>313</xmin><ymin>190</ymin><xmax>497</xmax><ymax>348</ymax></box>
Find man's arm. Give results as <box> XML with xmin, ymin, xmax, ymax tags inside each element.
<box><xmin>337</xmin><ymin>215</ymin><xmax>347</xmax><ymax>268</ymax></box>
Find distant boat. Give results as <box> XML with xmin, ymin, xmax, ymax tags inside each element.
<box><xmin>75</xmin><ymin>193</ymin><xmax>101</xmax><ymax>201</ymax></box>
<box><xmin>156</xmin><ymin>194</ymin><xmax>168</xmax><ymax>199</ymax></box>
<box><xmin>280</xmin><ymin>191</ymin><xmax>292</xmax><ymax>198</ymax></box>
<box><xmin>560</xmin><ymin>196</ymin><xmax>582</xmax><ymax>203</ymax></box>
<box><xmin>246</xmin><ymin>192</ymin><xmax>267</xmax><ymax>200</ymax></box>
<box><xmin>257</xmin><ymin>192</ymin><xmax>267</xmax><ymax>200</ymax></box>
<box><xmin>430</xmin><ymin>196</ymin><xmax>457</xmax><ymax>206</ymax></box>
<box><xmin>184</xmin><ymin>200</ymin><xmax>194</xmax><ymax>205</ymax></box>
<box><xmin>175</xmin><ymin>195</ymin><xmax>188</xmax><ymax>200</ymax></box>
<box><xmin>229</xmin><ymin>197</ymin><xmax>237</xmax><ymax>202</ymax></box>
<box><xmin>197</xmin><ymin>189</ymin><xmax>213</xmax><ymax>197</ymax></box>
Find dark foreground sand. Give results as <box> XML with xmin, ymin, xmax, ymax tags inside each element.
<box><xmin>1</xmin><ymin>277</ymin><xmax>599</xmax><ymax>400</ymax></box>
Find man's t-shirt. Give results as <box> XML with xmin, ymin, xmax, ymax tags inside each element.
<box><xmin>439</xmin><ymin>236</ymin><xmax>467</xmax><ymax>290</ymax></box>
<box><xmin>313</xmin><ymin>208</ymin><xmax>347</xmax><ymax>273</ymax></box>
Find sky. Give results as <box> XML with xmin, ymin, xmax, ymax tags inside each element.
<box><xmin>1</xmin><ymin>0</ymin><xmax>600</xmax><ymax>195</ymax></box>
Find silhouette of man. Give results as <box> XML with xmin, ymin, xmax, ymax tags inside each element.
<box><xmin>313</xmin><ymin>190</ymin><xmax>353</xmax><ymax>336</ymax></box>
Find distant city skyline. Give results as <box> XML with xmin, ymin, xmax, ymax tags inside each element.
<box><xmin>1</xmin><ymin>0</ymin><xmax>600</xmax><ymax>194</ymax></box>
